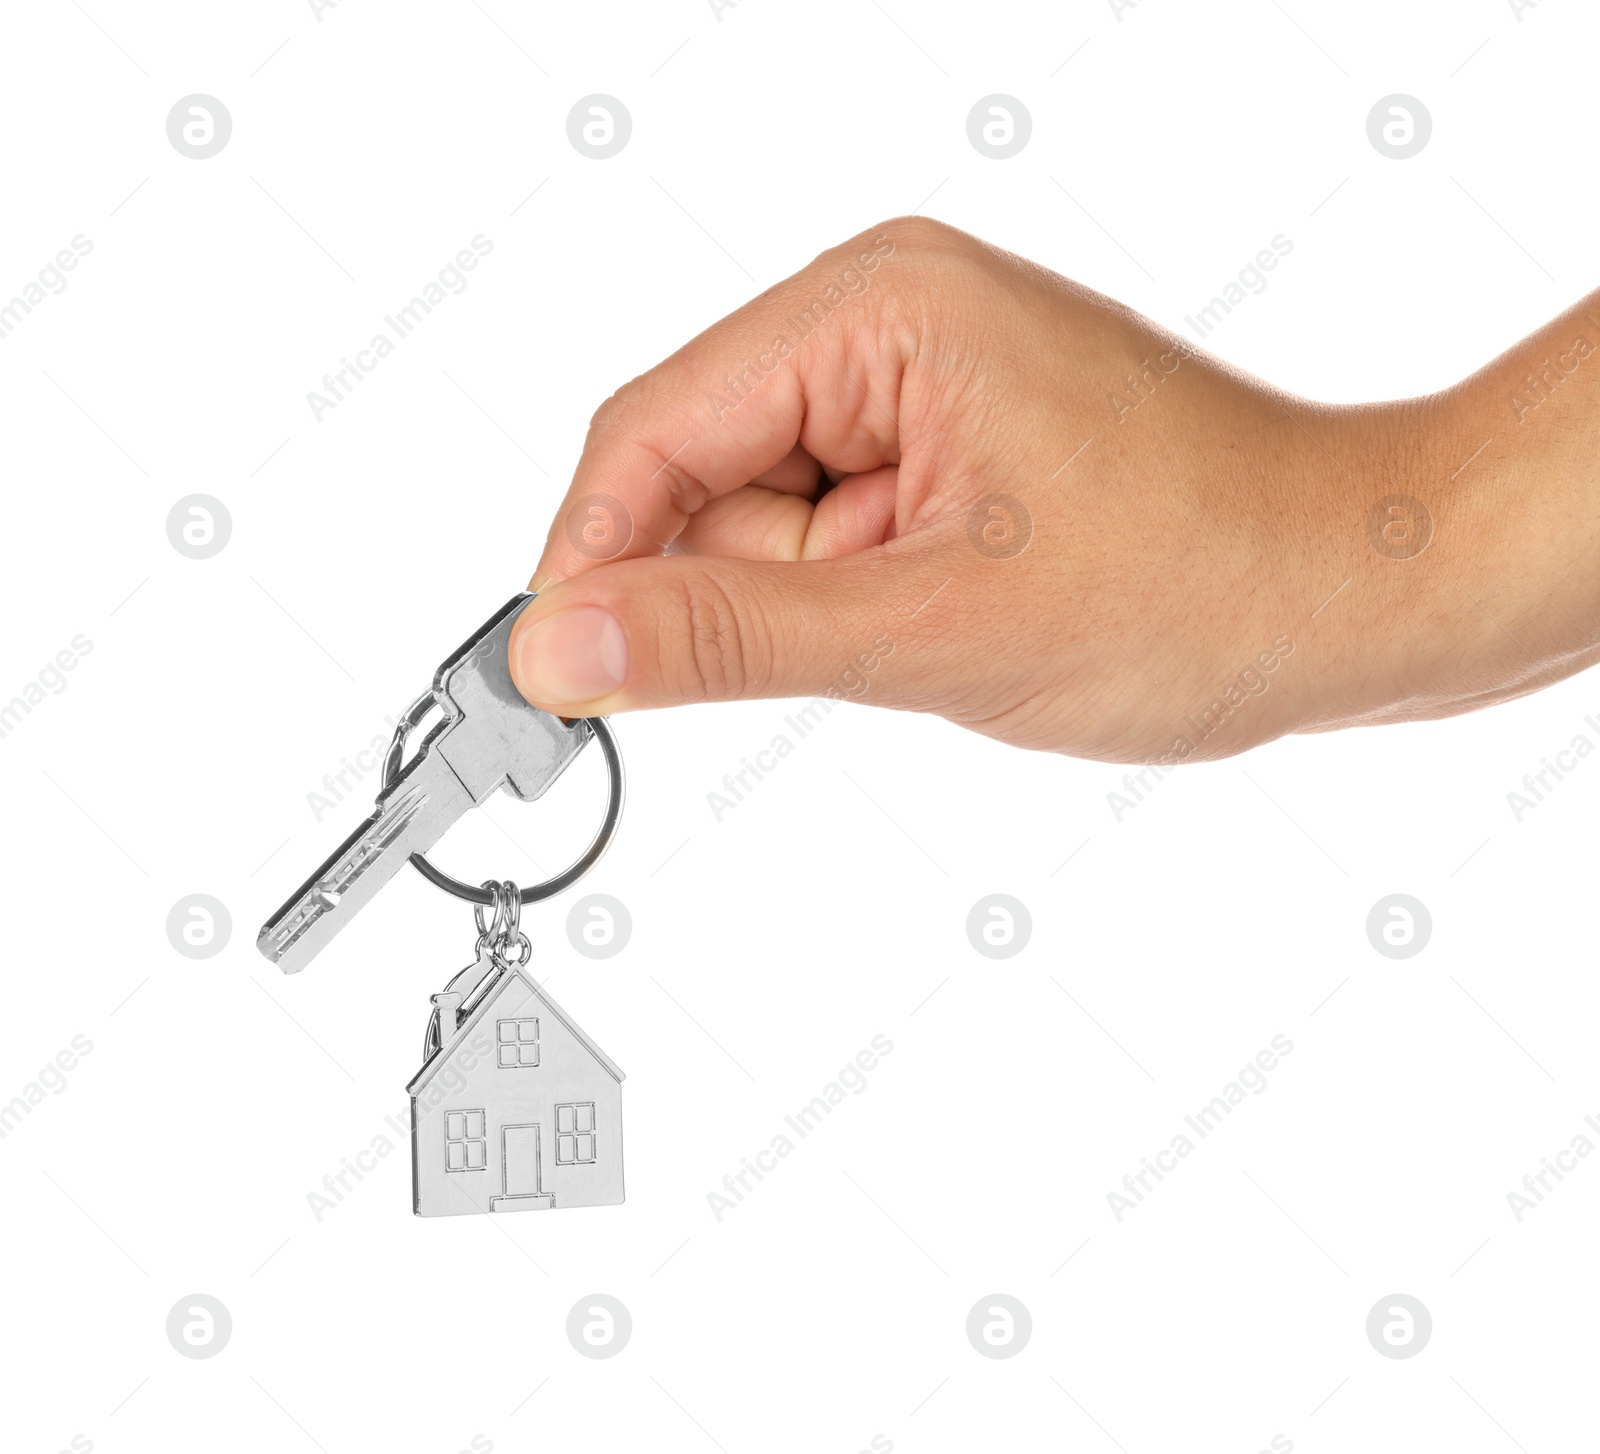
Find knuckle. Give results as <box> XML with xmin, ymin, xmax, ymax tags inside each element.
<box><xmin>824</xmin><ymin>217</ymin><xmax>974</xmax><ymax>346</ymax></box>
<box><xmin>584</xmin><ymin>390</ymin><xmax>628</xmax><ymax>445</ymax></box>
<box><xmin>584</xmin><ymin>373</ymin><xmax>652</xmax><ymax>440</ymax></box>
<box><xmin>864</xmin><ymin>216</ymin><xmax>968</xmax><ymax>275</ymax></box>
<box><xmin>871</xmin><ymin>214</ymin><xmax>956</xmax><ymax>249</ymax></box>
<box><xmin>661</xmin><ymin>574</ymin><xmax>766</xmax><ymax>702</ymax></box>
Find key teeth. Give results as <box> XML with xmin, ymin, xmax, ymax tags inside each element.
<box><xmin>254</xmin><ymin>906</ymin><xmax>312</xmax><ymax>972</ymax></box>
<box><xmin>261</xmin><ymin>942</ymin><xmax>302</xmax><ymax>972</ymax></box>
<box><xmin>258</xmin><ymin>789</ymin><xmax>434</xmax><ymax>972</ymax></box>
<box><xmin>256</xmin><ymin>922</ymin><xmax>294</xmax><ymax>970</ymax></box>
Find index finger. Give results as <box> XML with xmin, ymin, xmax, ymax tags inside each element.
<box><xmin>532</xmin><ymin>221</ymin><xmax>922</xmax><ymax>586</ymax></box>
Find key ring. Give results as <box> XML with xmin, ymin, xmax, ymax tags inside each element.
<box><xmin>473</xmin><ymin>880</ymin><xmax>532</xmax><ymax>967</ymax></box>
<box><xmin>381</xmin><ymin>697</ymin><xmax>624</xmax><ymax>908</ymax></box>
<box><xmin>472</xmin><ymin>879</ymin><xmax>511</xmax><ymax>945</ymax></box>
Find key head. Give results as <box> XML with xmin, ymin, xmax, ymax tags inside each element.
<box><xmin>432</xmin><ymin>594</ymin><xmax>590</xmax><ymax>804</ymax></box>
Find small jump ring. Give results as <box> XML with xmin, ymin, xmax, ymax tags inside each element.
<box><xmin>380</xmin><ymin>714</ymin><xmax>624</xmax><ymax>907</ymax></box>
<box><xmin>473</xmin><ymin>880</ymin><xmax>510</xmax><ymax>943</ymax></box>
<box><xmin>496</xmin><ymin>931</ymin><xmax>532</xmax><ymax>969</ymax></box>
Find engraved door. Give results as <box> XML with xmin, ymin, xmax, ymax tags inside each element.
<box><xmin>502</xmin><ymin>1123</ymin><xmax>542</xmax><ymax>1198</ymax></box>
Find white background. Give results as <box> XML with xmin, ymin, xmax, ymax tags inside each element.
<box><xmin>1</xmin><ymin>1</ymin><xmax>1597</xmax><ymax>1451</ymax></box>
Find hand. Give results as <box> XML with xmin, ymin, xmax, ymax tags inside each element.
<box><xmin>508</xmin><ymin>217</ymin><xmax>1600</xmax><ymax>763</ymax></box>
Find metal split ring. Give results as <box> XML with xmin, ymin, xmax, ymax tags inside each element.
<box><xmin>381</xmin><ymin>696</ymin><xmax>625</xmax><ymax>908</ymax></box>
<box><xmin>474</xmin><ymin>880</ymin><xmax>532</xmax><ymax>967</ymax></box>
<box><xmin>473</xmin><ymin>880</ymin><xmax>512</xmax><ymax>944</ymax></box>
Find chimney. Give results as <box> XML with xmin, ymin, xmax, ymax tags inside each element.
<box><xmin>432</xmin><ymin>991</ymin><xmax>464</xmax><ymax>1044</ymax></box>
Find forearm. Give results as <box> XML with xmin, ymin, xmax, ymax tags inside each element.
<box><xmin>1307</xmin><ymin>290</ymin><xmax>1600</xmax><ymax>736</ymax></box>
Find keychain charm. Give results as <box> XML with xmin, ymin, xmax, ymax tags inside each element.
<box><xmin>409</xmin><ymin>881</ymin><xmax>624</xmax><ymax>1217</ymax></box>
<box><xmin>256</xmin><ymin>594</ymin><xmax>627</xmax><ymax>1217</ymax></box>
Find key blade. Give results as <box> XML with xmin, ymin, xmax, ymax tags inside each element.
<box><xmin>257</xmin><ymin>750</ymin><xmax>472</xmax><ymax>974</ymax></box>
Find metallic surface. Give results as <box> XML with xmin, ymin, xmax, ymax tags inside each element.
<box><xmin>256</xmin><ymin>594</ymin><xmax>620</xmax><ymax>973</ymax></box>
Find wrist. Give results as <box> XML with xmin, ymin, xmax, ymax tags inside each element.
<box><xmin>1304</xmin><ymin>332</ymin><xmax>1600</xmax><ymax>737</ymax></box>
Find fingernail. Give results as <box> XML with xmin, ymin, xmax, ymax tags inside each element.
<box><xmin>512</xmin><ymin>606</ymin><xmax>628</xmax><ymax>705</ymax></box>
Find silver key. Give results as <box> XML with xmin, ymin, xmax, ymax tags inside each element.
<box><xmin>257</xmin><ymin>594</ymin><xmax>589</xmax><ymax>974</ymax></box>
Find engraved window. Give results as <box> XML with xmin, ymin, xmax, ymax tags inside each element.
<box><xmin>445</xmin><ymin>1109</ymin><xmax>486</xmax><ymax>1172</ymax></box>
<box><xmin>556</xmin><ymin>1102</ymin><xmax>597</xmax><ymax>1165</ymax></box>
<box><xmin>497</xmin><ymin>1017</ymin><xmax>539</xmax><ymax>1068</ymax></box>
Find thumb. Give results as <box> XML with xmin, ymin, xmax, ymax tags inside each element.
<box><xmin>508</xmin><ymin>549</ymin><xmax>930</xmax><ymax>715</ymax></box>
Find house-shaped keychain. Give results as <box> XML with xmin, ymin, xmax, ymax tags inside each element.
<box><xmin>407</xmin><ymin>950</ymin><xmax>624</xmax><ymax>1216</ymax></box>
